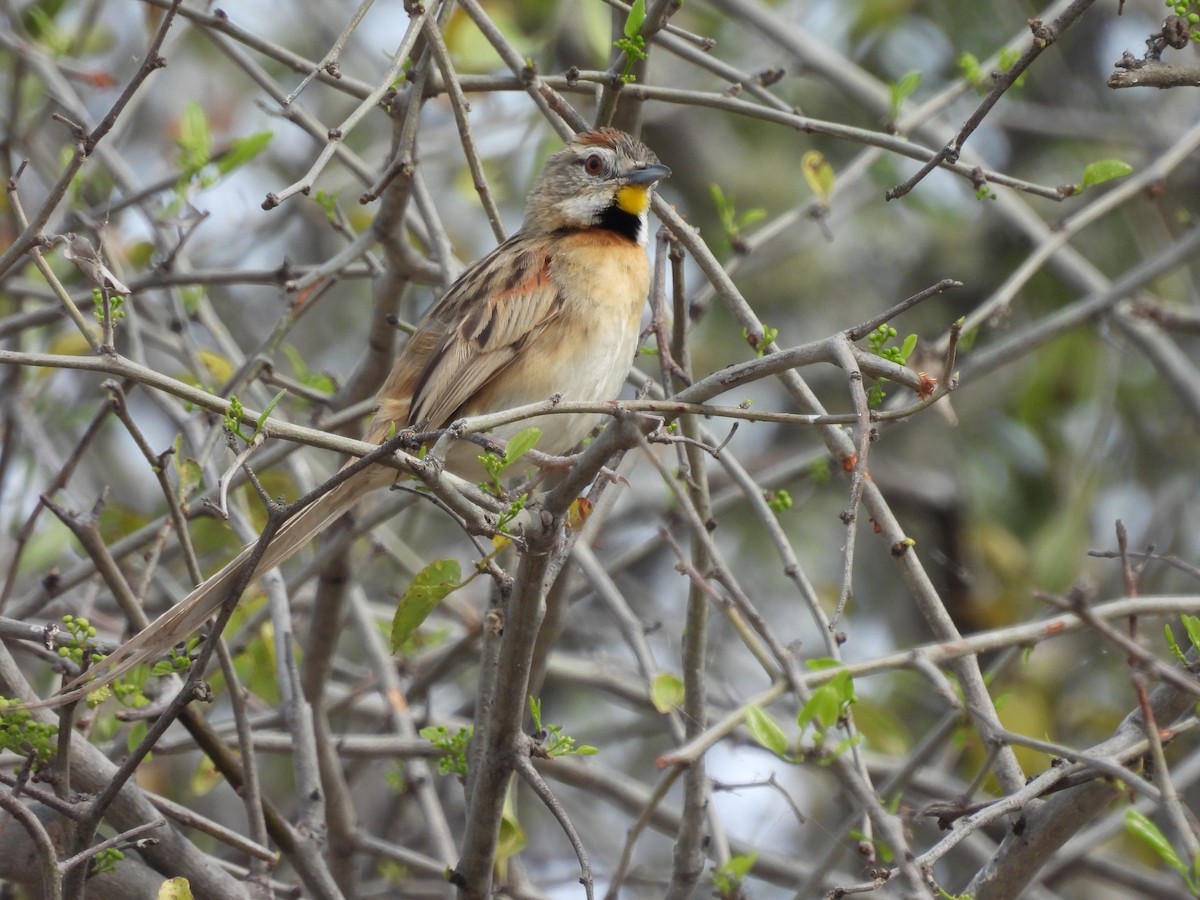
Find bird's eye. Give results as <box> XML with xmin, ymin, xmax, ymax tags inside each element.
<box><xmin>582</xmin><ymin>153</ymin><xmax>605</xmax><ymax>176</ymax></box>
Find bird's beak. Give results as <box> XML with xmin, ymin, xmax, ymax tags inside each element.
<box><xmin>625</xmin><ymin>163</ymin><xmax>672</xmax><ymax>186</ymax></box>
<box><xmin>616</xmin><ymin>163</ymin><xmax>671</xmax><ymax>215</ymax></box>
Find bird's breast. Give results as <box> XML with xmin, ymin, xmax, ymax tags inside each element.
<box><xmin>465</xmin><ymin>233</ymin><xmax>650</xmax><ymax>456</ymax></box>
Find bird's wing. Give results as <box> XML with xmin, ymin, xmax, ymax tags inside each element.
<box><xmin>407</xmin><ymin>241</ymin><xmax>563</xmax><ymax>430</ymax></box>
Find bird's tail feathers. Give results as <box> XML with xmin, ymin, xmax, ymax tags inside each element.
<box><xmin>39</xmin><ymin>465</ymin><xmax>393</xmax><ymax>708</ymax></box>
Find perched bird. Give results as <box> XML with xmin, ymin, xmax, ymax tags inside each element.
<box><xmin>46</xmin><ymin>128</ymin><xmax>669</xmax><ymax>705</ymax></box>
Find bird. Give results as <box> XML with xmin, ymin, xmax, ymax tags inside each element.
<box><xmin>42</xmin><ymin>127</ymin><xmax>670</xmax><ymax>707</ymax></box>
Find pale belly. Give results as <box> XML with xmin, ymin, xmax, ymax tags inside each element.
<box><xmin>480</xmin><ymin>315</ymin><xmax>639</xmax><ymax>457</ymax></box>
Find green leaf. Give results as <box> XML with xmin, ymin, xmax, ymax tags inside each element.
<box><xmin>391</xmin><ymin>559</ymin><xmax>461</xmax><ymax>652</ymax></box>
<box><xmin>124</xmin><ymin>720</ymin><xmax>148</xmax><ymax>753</ymax></box>
<box><xmin>723</xmin><ymin>851</ymin><xmax>758</xmax><ymax>879</ymax></box>
<box><xmin>194</xmin><ymin>349</ymin><xmax>233</xmax><ymax>386</ymax></box>
<box><xmin>281</xmin><ymin>344</ymin><xmax>334</xmax><ymax>394</ymax></box>
<box><xmin>738</xmin><ymin>208</ymin><xmax>767</xmax><ymax>228</ymax></box>
<box><xmin>311</xmin><ymin>189</ymin><xmax>339</xmax><ymax>222</ymax></box>
<box><xmin>650</xmin><ymin>673</ymin><xmax>685</xmax><ymax>713</ymax></box>
<box><xmin>831</xmin><ymin>669</ymin><xmax>856</xmax><ymax>704</ymax></box>
<box><xmin>1182</xmin><ymin>614</ymin><xmax>1200</xmax><ymax>652</ymax></box>
<box><xmin>180</xmin><ymin>285</ymin><xmax>203</xmax><ymax>317</ymax></box>
<box><xmin>805</xmin><ymin>656</ymin><xmax>845</xmax><ymax>671</ymax></box>
<box><xmin>504</xmin><ymin>426</ymin><xmax>541</xmax><ymax>464</ymax></box>
<box><xmin>745</xmin><ymin>705</ymin><xmax>789</xmax><ymax>757</ymax></box>
<box><xmin>177</xmin><ymin>457</ymin><xmax>202</xmax><ymax>497</ymax></box>
<box><xmin>255</xmin><ymin>389</ymin><xmax>286</xmax><ymax>435</ymax></box>
<box><xmin>709</xmin><ymin>182</ymin><xmax>765</xmax><ymax>247</ymax></box>
<box><xmin>799</xmin><ymin>686</ymin><xmax>840</xmax><ymax>733</ymax></box>
<box><xmin>216</xmin><ymin>131</ymin><xmax>273</xmax><ymax>176</ymax></box>
<box><xmin>889</xmin><ymin>70</ymin><xmax>921</xmax><ymax>119</ymax></box>
<box><xmin>996</xmin><ymin>47</ymin><xmax>1027</xmax><ymax>88</ymax></box>
<box><xmin>419</xmin><ymin>724</ymin><xmax>472</xmax><ymax>778</ymax></box>
<box><xmin>710</xmin><ymin>183</ymin><xmax>731</xmax><ymax>223</ymax></box>
<box><xmin>624</xmin><ymin>0</ymin><xmax>646</xmax><ymax>38</ymax></box>
<box><xmin>171</xmin><ymin>433</ymin><xmax>203</xmax><ymax>499</ymax></box>
<box><xmin>281</xmin><ymin>344</ymin><xmax>310</xmax><ymax>378</ymax></box>
<box><xmin>1126</xmin><ymin>808</ymin><xmax>1188</xmax><ymax>876</ymax></box>
<box><xmin>802</xmin><ymin>150</ymin><xmax>835</xmax><ymax>205</ymax></box>
<box><xmin>480</xmin><ymin>428</ymin><xmax>542</xmax><ymax>491</ymax></box>
<box><xmin>495</xmin><ymin>792</ymin><xmax>527</xmax><ymax>864</ymax></box>
<box><xmin>1165</xmin><ymin>624</ymin><xmax>1186</xmax><ymax>663</ymax></box>
<box><xmin>899</xmin><ymin>333</ymin><xmax>918</xmax><ymax>360</ymax></box>
<box><xmin>1079</xmin><ymin>159</ymin><xmax>1133</xmax><ymax>191</ymax></box>
<box><xmin>179</xmin><ymin>103</ymin><xmax>208</xmax><ymax>149</ymax></box>
<box><xmin>957</xmin><ymin>52</ymin><xmax>985</xmax><ymax>89</ymax></box>
<box><xmin>177</xmin><ymin>101</ymin><xmax>213</xmax><ymax>177</ymax></box>
<box><xmin>26</xmin><ymin>8</ymin><xmax>70</xmax><ymax>53</ymax></box>
<box><xmin>894</xmin><ymin>71</ymin><xmax>921</xmax><ymax>100</ymax></box>
<box><xmin>997</xmin><ymin>47</ymin><xmax>1021</xmax><ymax>71</ymax></box>
<box><xmin>713</xmin><ymin>851</ymin><xmax>759</xmax><ymax>892</ymax></box>
<box><xmin>157</xmin><ymin>876</ymin><xmax>195</xmax><ymax>900</ymax></box>
<box><xmin>830</xmin><ymin>734</ymin><xmax>864</xmax><ymax>757</ymax></box>
<box><xmin>799</xmin><ymin>662</ymin><xmax>856</xmax><ymax>734</ymax></box>
<box><xmin>528</xmin><ymin>695</ymin><xmax>543</xmax><ymax>732</ymax></box>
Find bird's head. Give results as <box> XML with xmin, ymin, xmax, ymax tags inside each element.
<box><xmin>523</xmin><ymin>128</ymin><xmax>670</xmax><ymax>245</ymax></box>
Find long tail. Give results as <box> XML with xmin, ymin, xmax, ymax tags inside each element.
<box><xmin>43</xmin><ymin>464</ymin><xmax>395</xmax><ymax>708</ymax></box>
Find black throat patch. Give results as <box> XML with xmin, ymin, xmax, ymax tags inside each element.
<box><xmin>597</xmin><ymin>203</ymin><xmax>643</xmax><ymax>243</ymax></box>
